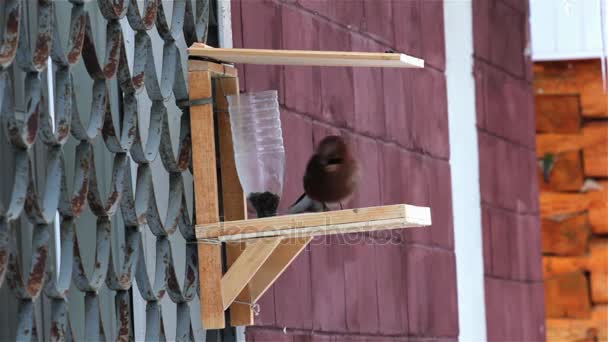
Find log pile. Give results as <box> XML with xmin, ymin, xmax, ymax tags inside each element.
<box><xmin>535</xmin><ymin>59</ymin><xmax>608</xmax><ymax>342</ymax></box>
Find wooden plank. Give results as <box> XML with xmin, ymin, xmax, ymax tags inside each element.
<box><xmin>188</xmin><ymin>44</ymin><xmax>425</xmax><ymax>68</ymax></box>
<box><xmin>221</xmin><ymin>237</ymin><xmax>282</xmax><ymax>310</ymax></box>
<box><xmin>540</xmin><ymin>192</ymin><xmax>591</xmax><ymax>218</ymax></box>
<box><xmin>188</xmin><ymin>70</ymin><xmax>218</xmax><ymax>225</ymax></box>
<box><xmin>249</xmin><ymin>237</ymin><xmax>312</xmax><ymax>303</ymax></box>
<box><xmin>538</xmin><ymin>151</ymin><xmax>584</xmax><ymax>191</ymax></box>
<box><xmin>545</xmin><ymin>272</ymin><xmax>591</xmax><ymax>319</ymax></box>
<box><xmin>582</xmin><ymin>122</ymin><xmax>608</xmax><ymax>177</ymax></box>
<box><xmin>214</xmin><ymin>77</ymin><xmax>247</xmax><ymax>222</ymax></box>
<box><xmin>226</xmin><ymin>242</ymin><xmax>254</xmax><ymax>326</ymax></box>
<box><xmin>198</xmin><ymin>242</ymin><xmax>225</xmax><ymax>329</ymax></box>
<box><xmin>189</xmin><ymin>67</ymin><xmax>225</xmax><ymax>329</ymax></box>
<box><xmin>546</xmin><ymin>318</ymin><xmax>597</xmax><ymax>342</ymax></box>
<box><xmin>188</xmin><ymin>59</ymin><xmax>238</xmax><ymax>77</ymax></box>
<box><xmin>544</xmin><ymin>256</ymin><xmax>590</xmax><ymax>278</ymax></box>
<box><xmin>196</xmin><ymin>204</ymin><xmax>431</xmax><ymax>239</ymax></box>
<box><xmin>542</xmin><ymin>214</ymin><xmax>591</xmax><ymax>256</ymax></box>
<box><xmin>535</xmin><ymin>94</ymin><xmax>581</xmax><ymax>134</ymax></box>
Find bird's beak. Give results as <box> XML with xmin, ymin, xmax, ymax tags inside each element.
<box><xmin>324</xmin><ymin>164</ymin><xmax>339</xmax><ymax>172</ymax></box>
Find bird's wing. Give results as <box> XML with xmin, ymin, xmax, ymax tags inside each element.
<box><xmin>288</xmin><ymin>194</ymin><xmax>324</xmax><ymax>214</ymax></box>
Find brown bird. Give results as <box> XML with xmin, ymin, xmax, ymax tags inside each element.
<box><xmin>288</xmin><ymin>135</ymin><xmax>359</xmax><ymax>214</ymax></box>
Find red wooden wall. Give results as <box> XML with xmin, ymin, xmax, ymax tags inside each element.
<box><xmin>473</xmin><ymin>0</ymin><xmax>546</xmax><ymax>340</ymax></box>
<box><xmin>231</xmin><ymin>0</ymin><xmax>457</xmax><ymax>340</ymax></box>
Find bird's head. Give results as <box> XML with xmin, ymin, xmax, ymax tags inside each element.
<box><xmin>316</xmin><ymin>135</ymin><xmax>349</xmax><ymax>173</ymax></box>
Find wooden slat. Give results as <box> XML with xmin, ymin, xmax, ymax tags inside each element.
<box><xmin>545</xmin><ymin>272</ymin><xmax>591</xmax><ymax>319</ymax></box>
<box><xmin>188</xmin><ymin>70</ymin><xmax>218</xmax><ymax>225</ymax></box>
<box><xmin>214</xmin><ymin>77</ymin><xmax>247</xmax><ymax>222</ymax></box>
<box><xmin>221</xmin><ymin>237</ymin><xmax>282</xmax><ymax>310</ymax></box>
<box><xmin>189</xmin><ymin>68</ymin><xmax>225</xmax><ymax>329</ymax></box>
<box><xmin>196</xmin><ymin>204</ymin><xmax>431</xmax><ymax>239</ymax></box>
<box><xmin>538</xmin><ymin>151</ymin><xmax>584</xmax><ymax>191</ymax></box>
<box><xmin>249</xmin><ymin>237</ymin><xmax>312</xmax><ymax>302</ymax></box>
<box><xmin>542</xmin><ymin>214</ymin><xmax>590</xmax><ymax>256</ymax></box>
<box><xmin>535</xmin><ymin>94</ymin><xmax>581</xmax><ymax>134</ymax></box>
<box><xmin>188</xmin><ymin>45</ymin><xmax>425</xmax><ymax>68</ymax></box>
<box><xmin>188</xmin><ymin>59</ymin><xmax>238</xmax><ymax>77</ymax></box>
<box><xmin>198</xmin><ymin>242</ymin><xmax>225</xmax><ymax>329</ymax></box>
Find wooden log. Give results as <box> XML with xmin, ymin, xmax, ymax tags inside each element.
<box><xmin>546</xmin><ymin>319</ymin><xmax>597</xmax><ymax>342</ymax></box>
<box><xmin>535</xmin><ymin>94</ymin><xmax>581</xmax><ymax>133</ymax></box>
<box><xmin>543</xmin><ymin>256</ymin><xmax>590</xmax><ymax>277</ymax></box>
<box><xmin>583</xmin><ymin>122</ymin><xmax>608</xmax><ymax>177</ymax></box>
<box><xmin>589</xmin><ymin>241</ymin><xmax>608</xmax><ymax>274</ymax></box>
<box><xmin>534</xmin><ymin>59</ymin><xmax>608</xmax><ymax>118</ymax></box>
<box><xmin>542</xmin><ymin>214</ymin><xmax>590</xmax><ymax>256</ymax></box>
<box><xmin>540</xmin><ymin>192</ymin><xmax>591</xmax><ymax>218</ymax></box>
<box><xmin>544</xmin><ymin>272</ymin><xmax>591</xmax><ymax>319</ymax></box>
<box><xmin>538</xmin><ymin>151</ymin><xmax>584</xmax><ymax>192</ymax></box>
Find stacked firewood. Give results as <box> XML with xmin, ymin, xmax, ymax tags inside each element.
<box><xmin>535</xmin><ymin>59</ymin><xmax>608</xmax><ymax>342</ymax></box>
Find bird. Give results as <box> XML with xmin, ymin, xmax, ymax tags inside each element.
<box><xmin>540</xmin><ymin>152</ymin><xmax>556</xmax><ymax>183</ymax></box>
<box><xmin>288</xmin><ymin>135</ymin><xmax>359</xmax><ymax>214</ymax></box>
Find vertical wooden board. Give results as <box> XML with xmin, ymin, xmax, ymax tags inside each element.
<box><xmin>538</xmin><ymin>151</ymin><xmax>584</xmax><ymax>191</ymax></box>
<box><xmin>535</xmin><ymin>94</ymin><xmax>581</xmax><ymax>134</ymax></box>
<box><xmin>214</xmin><ymin>76</ymin><xmax>247</xmax><ymax>222</ymax></box>
<box><xmin>226</xmin><ymin>242</ymin><xmax>254</xmax><ymax>326</ymax></box>
<box><xmin>544</xmin><ymin>272</ymin><xmax>591</xmax><ymax>319</ymax></box>
<box><xmin>188</xmin><ymin>70</ymin><xmax>219</xmax><ymax>225</ymax></box>
<box><xmin>189</xmin><ymin>68</ymin><xmax>223</xmax><ymax>329</ymax></box>
<box><xmin>198</xmin><ymin>242</ymin><xmax>225</xmax><ymax>329</ymax></box>
<box><xmin>214</xmin><ymin>74</ymin><xmax>254</xmax><ymax>326</ymax></box>
<box><xmin>541</xmin><ymin>214</ymin><xmax>590</xmax><ymax>256</ymax></box>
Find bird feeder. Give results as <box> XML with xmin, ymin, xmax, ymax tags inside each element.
<box><xmin>187</xmin><ymin>44</ymin><xmax>431</xmax><ymax>329</ymax></box>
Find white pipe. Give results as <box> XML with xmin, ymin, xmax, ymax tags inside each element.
<box><xmin>444</xmin><ymin>1</ymin><xmax>488</xmax><ymax>341</ymax></box>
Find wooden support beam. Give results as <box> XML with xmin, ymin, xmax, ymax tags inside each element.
<box><xmin>249</xmin><ymin>237</ymin><xmax>312</xmax><ymax>303</ymax></box>
<box><xmin>221</xmin><ymin>237</ymin><xmax>282</xmax><ymax>310</ymax></box>
<box><xmin>198</xmin><ymin>242</ymin><xmax>224</xmax><ymax>329</ymax></box>
<box><xmin>188</xmin><ymin>44</ymin><xmax>425</xmax><ymax>68</ymax></box>
<box><xmin>189</xmin><ymin>67</ymin><xmax>225</xmax><ymax>329</ymax></box>
<box><xmin>196</xmin><ymin>204</ymin><xmax>431</xmax><ymax>240</ymax></box>
<box><xmin>225</xmin><ymin>242</ymin><xmax>254</xmax><ymax>326</ymax></box>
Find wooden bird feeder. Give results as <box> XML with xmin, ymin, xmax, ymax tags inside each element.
<box><xmin>187</xmin><ymin>44</ymin><xmax>430</xmax><ymax>329</ymax></box>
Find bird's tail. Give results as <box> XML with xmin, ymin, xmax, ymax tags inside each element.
<box><xmin>288</xmin><ymin>193</ymin><xmax>324</xmax><ymax>214</ymax></box>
